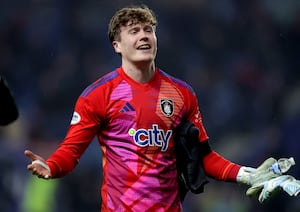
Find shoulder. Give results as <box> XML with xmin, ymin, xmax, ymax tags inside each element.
<box><xmin>158</xmin><ymin>69</ymin><xmax>196</xmax><ymax>95</ymax></box>
<box><xmin>80</xmin><ymin>69</ymin><xmax>120</xmax><ymax>98</ymax></box>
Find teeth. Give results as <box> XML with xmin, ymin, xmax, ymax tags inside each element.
<box><xmin>138</xmin><ymin>44</ymin><xmax>150</xmax><ymax>49</ymax></box>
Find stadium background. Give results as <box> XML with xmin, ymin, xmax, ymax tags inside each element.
<box><xmin>0</xmin><ymin>0</ymin><xmax>300</xmax><ymax>211</ymax></box>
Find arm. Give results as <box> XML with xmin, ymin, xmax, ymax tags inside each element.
<box><xmin>181</xmin><ymin>84</ymin><xmax>299</xmax><ymax>202</ymax></box>
<box><xmin>202</xmin><ymin>141</ymin><xmax>299</xmax><ymax>203</ymax></box>
<box><xmin>24</xmin><ymin>125</ymin><xmax>96</xmax><ymax>179</ymax></box>
<box><xmin>202</xmin><ymin>147</ymin><xmax>241</xmax><ymax>182</ymax></box>
<box><xmin>25</xmin><ymin>95</ymin><xmax>101</xmax><ymax>178</ymax></box>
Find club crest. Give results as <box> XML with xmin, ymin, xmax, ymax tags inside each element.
<box><xmin>160</xmin><ymin>99</ymin><xmax>174</xmax><ymax>117</ymax></box>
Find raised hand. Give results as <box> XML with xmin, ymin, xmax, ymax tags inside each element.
<box><xmin>24</xmin><ymin>150</ymin><xmax>52</xmax><ymax>179</ymax></box>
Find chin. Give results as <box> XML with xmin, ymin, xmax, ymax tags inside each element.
<box><xmin>132</xmin><ymin>57</ymin><xmax>151</xmax><ymax>63</ymax></box>
<box><xmin>137</xmin><ymin>59</ymin><xmax>154</xmax><ymax>65</ymax></box>
<box><xmin>139</xmin><ymin>55</ymin><xmax>155</xmax><ymax>61</ymax></box>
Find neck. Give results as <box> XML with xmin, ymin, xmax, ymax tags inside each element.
<box><xmin>122</xmin><ymin>61</ymin><xmax>156</xmax><ymax>83</ymax></box>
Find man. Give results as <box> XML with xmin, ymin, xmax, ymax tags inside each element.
<box><xmin>25</xmin><ymin>5</ymin><xmax>299</xmax><ymax>212</ymax></box>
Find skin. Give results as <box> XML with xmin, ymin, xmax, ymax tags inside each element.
<box><xmin>24</xmin><ymin>21</ymin><xmax>158</xmax><ymax>179</ymax></box>
<box><xmin>113</xmin><ymin>22</ymin><xmax>157</xmax><ymax>83</ymax></box>
<box><xmin>25</xmin><ymin>149</ymin><xmax>51</xmax><ymax>179</ymax></box>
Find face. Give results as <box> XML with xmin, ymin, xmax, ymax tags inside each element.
<box><xmin>113</xmin><ymin>22</ymin><xmax>157</xmax><ymax>65</ymax></box>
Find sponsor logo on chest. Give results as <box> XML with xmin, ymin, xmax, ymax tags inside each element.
<box><xmin>128</xmin><ymin>124</ymin><xmax>172</xmax><ymax>152</ymax></box>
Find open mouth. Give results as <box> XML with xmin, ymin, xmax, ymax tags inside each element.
<box><xmin>137</xmin><ymin>44</ymin><xmax>151</xmax><ymax>50</ymax></box>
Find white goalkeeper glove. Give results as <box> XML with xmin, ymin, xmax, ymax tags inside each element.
<box><xmin>236</xmin><ymin>157</ymin><xmax>295</xmax><ymax>202</ymax></box>
<box><xmin>246</xmin><ymin>175</ymin><xmax>300</xmax><ymax>203</ymax></box>
<box><xmin>237</xmin><ymin>157</ymin><xmax>294</xmax><ymax>186</ymax></box>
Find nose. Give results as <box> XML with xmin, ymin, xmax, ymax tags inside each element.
<box><xmin>140</xmin><ymin>36</ymin><xmax>149</xmax><ymax>42</ymax></box>
<box><xmin>139</xmin><ymin>30</ymin><xmax>149</xmax><ymax>41</ymax></box>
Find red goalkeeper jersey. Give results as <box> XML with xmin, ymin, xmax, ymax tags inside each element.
<box><xmin>46</xmin><ymin>67</ymin><xmax>210</xmax><ymax>211</ymax></box>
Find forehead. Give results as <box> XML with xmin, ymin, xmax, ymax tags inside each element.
<box><xmin>121</xmin><ymin>21</ymin><xmax>154</xmax><ymax>31</ymax></box>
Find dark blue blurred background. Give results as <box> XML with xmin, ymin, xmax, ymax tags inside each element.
<box><xmin>1</xmin><ymin>0</ymin><xmax>300</xmax><ymax>211</ymax></box>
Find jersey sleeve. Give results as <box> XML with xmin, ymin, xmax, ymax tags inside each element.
<box><xmin>46</xmin><ymin>95</ymin><xmax>102</xmax><ymax>177</ymax></box>
<box><xmin>202</xmin><ymin>151</ymin><xmax>241</xmax><ymax>182</ymax></box>
<box><xmin>185</xmin><ymin>88</ymin><xmax>209</xmax><ymax>142</ymax></box>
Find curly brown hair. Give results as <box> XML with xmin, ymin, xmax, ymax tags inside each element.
<box><xmin>108</xmin><ymin>5</ymin><xmax>158</xmax><ymax>43</ymax></box>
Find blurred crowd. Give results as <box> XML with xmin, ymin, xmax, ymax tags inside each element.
<box><xmin>1</xmin><ymin>0</ymin><xmax>300</xmax><ymax>211</ymax></box>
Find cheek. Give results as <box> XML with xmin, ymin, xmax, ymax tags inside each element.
<box><xmin>152</xmin><ymin>39</ymin><xmax>158</xmax><ymax>52</ymax></box>
<box><xmin>152</xmin><ymin>36</ymin><xmax>157</xmax><ymax>48</ymax></box>
<box><xmin>115</xmin><ymin>42</ymin><xmax>132</xmax><ymax>55</ymax></box>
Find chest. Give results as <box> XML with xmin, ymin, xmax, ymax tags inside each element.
<box><xmin>107</xmin><ymin>82</ymin><xmax>184</xmax><ymax>129</ymax></box>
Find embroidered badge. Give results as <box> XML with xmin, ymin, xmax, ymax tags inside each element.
<box><xmin>160</xmin><ymin>99</ymin><xmax>174</xmax><ymax>117</ymax></box>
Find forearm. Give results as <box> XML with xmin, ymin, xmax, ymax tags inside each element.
<box><xmin>202</xmin><ymin>150</ymin><xmax>241</xmax><ymax>182</ymax></box>
<box><xmin>46</xmin><ymin>137</ymin><xmax>92</xmax><ymax>177</ymax></box>
<box><xmin>47</xmin><ymin>149</ymin><xmax>79</xmax><ymax>178</ymax></box>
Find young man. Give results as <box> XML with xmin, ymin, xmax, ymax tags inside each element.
<box><xmin>25</xmin><ymin>5</ymin><xmax>299</xmax><ymax>212</ymax></box>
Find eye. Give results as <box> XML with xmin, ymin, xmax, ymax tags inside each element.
<box><xmin>129</xmin><ymin>29</ymin><xmax>137</xmax><ymax>34</ymax></box>
<box><xmin>144</xmin><ymin>26</ymin><xmax>153</xmax><ymax>33</ymax></box>
<box><xmin>129</xmin><ymin>27</ymin><xmax>140</xmax><ymax>34</ymax></box>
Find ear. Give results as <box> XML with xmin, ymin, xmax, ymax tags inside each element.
<box><xmin>112</xmin><ymin>41</ymin><xmax>121</xmax><ymax>54</ymax></box>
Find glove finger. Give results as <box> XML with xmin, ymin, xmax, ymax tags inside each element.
<box><xmin>258</xmin><ymin>175</ymin><xmax>292</xmax><ymax>203</ymax></box>
<box><xmin>259</xmin><ymin>185</ymin><xmax>281</xmax><ymax>203</ymax></box>
<box><xmin>281</xmin><ymin>179</ymin><xmax>300</xmax><ymax>196</ymax></box>
<box><xmin>246</xmin><ymin>183</ymin><xmax>264</xmax><ymax>197</ymax></box>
